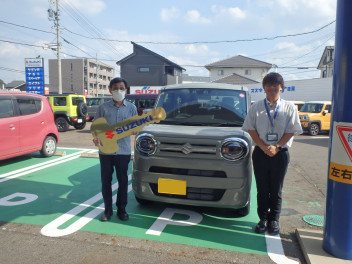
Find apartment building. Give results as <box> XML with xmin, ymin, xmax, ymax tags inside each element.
<box><xmin>49</xmin><ymin>58</ymin><xmax>115</xmax><ymax>95</ymax></box>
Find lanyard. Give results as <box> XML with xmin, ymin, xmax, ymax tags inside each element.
<box><xmin>264</xmin><ymin>98</ymin><xmax>280</xmax><ymax>128</ymax></box>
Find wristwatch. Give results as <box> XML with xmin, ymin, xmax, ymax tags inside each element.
<box><xmin>276</xmin><ymin>144</ymin><xmax>282</xmax><ymax>150</ymax></box>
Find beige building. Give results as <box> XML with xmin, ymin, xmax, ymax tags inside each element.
<box><xmin>49</xmin><ymin>58</ymin><xmax>115</xmax><ymax>96</ymax></box>
<box><xmin>205</xmin><ymin>55</ymin><xmax>272</xmax><ymax>83</ymax></box>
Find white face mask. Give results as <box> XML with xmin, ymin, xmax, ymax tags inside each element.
<box><xmin>112</xmin><ymin>90</ymin><xmax>125</xmax><ymax>102</ymax></box>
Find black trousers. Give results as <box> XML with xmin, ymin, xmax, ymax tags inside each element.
<box><xmin>99</xmin><ymin>154</ymin><xmax>131</xmax><ymax>214</ymax></box>
<box><xmin>252</xmin><ymin>146</ymin><xmax>290</xmax><ymax>221</ymax></box>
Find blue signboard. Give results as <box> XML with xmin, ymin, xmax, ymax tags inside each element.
<box><xmin>25</xmin><ymin>58</ymin><xmax>45</xmax><ymax>95</ymax></box>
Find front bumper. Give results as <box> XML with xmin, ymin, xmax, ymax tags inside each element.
<box><xmin>132</xmin><ymin>154</ymin><xmax>252</xmax><ymax>209</ymax></box>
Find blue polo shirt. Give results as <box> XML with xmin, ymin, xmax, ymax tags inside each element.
<box><xmin>95</xmin><ymin>99</ymin><xmax>138</xmax><ymax>155</ymax></box>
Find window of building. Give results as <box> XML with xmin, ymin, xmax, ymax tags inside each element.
<box><xmin>165</xmin><ymin>66</ymin><xmax>174</xmax><ymax>76</ymax></box>
<box><xmin>245</xmin><ymin>69</ymin><xmax>251</xmax><ymax>75</ymax></box>
<box><xmin>138</xmin><ymin>67</ymin><xmax>150</xmax><ymax>72</ymax></box>
<box><xmin>218</xmin><ymin>70</ymin><xmax>224</xmax><ymax>76</ymax></box>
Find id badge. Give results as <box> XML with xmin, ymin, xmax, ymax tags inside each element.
<box><xmin>267</xmin><ymin>133</ymin><xmax>278</xmax><ymax>141</ymax></box>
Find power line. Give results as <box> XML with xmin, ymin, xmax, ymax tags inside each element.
<box><xmin>61</xmin><ymin>20</ymin><xmax>336</xmax><ymax>44</ymax></box>
<box><xmin>0</xmin><ymin>20</ymin><xmax>55</xmax><ymax>35</ymax></box>
<box><xmin>0</xmin><ymin>39</ymin><xmax>44</xmax><ymax>48</ymax></box>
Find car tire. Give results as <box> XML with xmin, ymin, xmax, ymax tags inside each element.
<box><xmin>55</xmin><ymin>117</ymin><xmax>69</xmax><ymax>132</ymax></box>
<box><xmin>235</xmin><ymin>202</ymin><xmax>250</xmax><ymax>217</ymax></box>
<box><xmin>135</xmin><ymin>196</ymin><xmax>151</xmax><ymax>206</ymax></box>
<box><xmin>77</xmin><ymin>102</ymin><xmax>88</xmax><ymax>117</ymax></box>
<box><xmin>309</xmin><ymin>123</ymin><xmax>320</xmax><ymax>136</ymax></box>
<box><xmin>40</xmin><ymin>136</ymin><xmax>57</xmax><ymax>157</ymax></box>
<box><xmin>74</xmin><ymin>121</ymin><xmax>86</xmax><ymax>130</ymax></box>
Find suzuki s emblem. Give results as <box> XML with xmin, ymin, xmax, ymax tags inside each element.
<box><xmin>181</xmin><ymin>143</ymin><xmax>192</xmax><ymax>155</ymax></box>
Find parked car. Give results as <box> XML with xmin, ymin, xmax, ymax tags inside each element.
<box><xmin>0</xmin><ymin>91</ymin><xmax>59</xmax><ymax>161</ymax></box>
<box><xmin>86</xmin><ymin>96</ymin><xmax>112</xmax><ymax>121</ymax></box>
<box><xmin>46</xmin><ymin>94</ymin><xmax>88</xmax><ymax>132</ymax></box>
<box><xmin>125</xmin><ymin>94</ymin><xmax>158</xmax><ymax>115</ymax></box>
<box><xmin>288</xmin><ymin>101</ymin><xmax>305</xmax><ymax>111</ymax></box>
<box><xmin>299</xmin><ymin>101</ymin><xmax>331</xmax><ymax>136</ymax></box>
<box><xmin>132</xmin><ymin>83</ymin><xmax>252</xmax><ymax>216</ymax></box>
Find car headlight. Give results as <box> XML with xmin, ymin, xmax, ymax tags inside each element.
<box><xmin>136</xmin><ymin>133</ymin><xmax>158</xmax><ymax>156</ymax></box>
<box><xmin>220</xmin><ymin>138</ymin><xmax>249</xmax><ymax>161</ymax></box>
<box><xmin>302</xmin><ymin>115</ymin><xmax>310</xmax><ymax>121</ymax></box>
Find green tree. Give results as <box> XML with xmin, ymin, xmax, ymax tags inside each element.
<box><xmin>0</xmin><ymin>79</ymin><xmax>5</xmax><ymax>88</ymax></box>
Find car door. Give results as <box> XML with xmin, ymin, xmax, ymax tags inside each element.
<box><xmin>17</xmin><ymin>96</ymin><xmax>44</xmax><ymax>153</ymax></box>
<box><xmin>0</xmin><ymin>96</ymin><xmax>20</xmax><ymax>158</ymax></box>
<box><xmin>322</xmin><ymin>104</ymin><xmax>331</xmax><ymax>130</ymax></box>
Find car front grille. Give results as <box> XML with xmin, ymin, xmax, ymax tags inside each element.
<box><xmin>149</xmin><ymin>183</ymin><xmax>225</xmax><ymax>201</ymax></box>
<box><xmin>149</xmin><ymin>166</ymin><xmax>226</xmax><ymax>178</ymax></box>
<box><xmin>158</xmin><ymin>141</ymin><xmax>217</xmax><ymax>156</ymax></box>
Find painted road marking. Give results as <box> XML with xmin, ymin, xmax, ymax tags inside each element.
<box><xmin>0</xmin><ymin>192</ymin><xmax>38</xmax><ymax>206</ymax></box>
<box><xmin>146</xmin><ymin>208</ymin><xmax>203</xmax><ymax>236</ymax></box>
<box><xmin>0</xmin><ymin>151</ymin><xmax>85</xmax><ymax>178</ymax></box>
<box><xmin>0</xmin><ymin>150</ymin><xmax>96</xmax><ymax>183</ymax></box>
<box><xmin>41</xmin><ymin>175</ymin><xmax>132</xmax><ymax>237</ymax></box>
<box><xmin>266</xmin><ymin>233</ymin><xmax>299</xmax><ymax>264</ymax></box>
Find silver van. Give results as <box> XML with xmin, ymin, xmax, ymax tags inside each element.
<box><xmin>132</xmin><ymin>83</ymin><xmax>253</xmax><ymax>215</ymax></box>
<box><xmin>86</xmin><ymin>96</ymin><xmax>112</xmax><ymax>121</ymax></box>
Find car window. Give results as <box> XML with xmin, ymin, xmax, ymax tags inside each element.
<box><xmin>17</xmin><ymin>98</ymin><xmax>41</xmax><ymax>115</ymax></box>
<box><xmin>324</xmin><ymin>104</ymin><xmax>331</xmax><ymax>113</ymax></box>
<box><xmin>301</xmin><ymin>103</ymin><xmax>324</xmax><ymax>113</ymax></box>
<box><xmin>54</xmin><ymin>97</ymin><xmax>66</xmax><ymax>106</ymax></box>
<box><xmin>0</xmin><ymin>99</ymin><xmax>14</xmax><ymax>118</ymax></box>
<box><xmin>72</xmin><ymin>97</ymin><xmax>84</xmax><ymax>105</ymax></box>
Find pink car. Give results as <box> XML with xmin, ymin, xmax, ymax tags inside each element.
<box><xmin>0</xmin><ymin>91</ymin><xmax>59</xmax><ymax>161</ymax></box>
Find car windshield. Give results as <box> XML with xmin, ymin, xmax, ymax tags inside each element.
<box><xmin>300</xmin><ymin>103</ymin><xmax>323</xmax><ymax>113</ymax></box>
<box><xmin>155</xmin><ymin>88</ymin><xmax>247</xmax><ymax>126</ymax></box>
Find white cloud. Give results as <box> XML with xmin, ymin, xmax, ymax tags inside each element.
<box><xmin>211</xmin><ymin>5</ymin><xmax>246</xmax><ymax>20</ymax></box>
<box><xmin>160</xmin><ymin>6</ymin><xmax>180</xmax><ymax>22</ymax></box>
<box><xmin>185</xmin><ymin>10</ymin><xmax>211</xmax><ymax>24</ymax></box>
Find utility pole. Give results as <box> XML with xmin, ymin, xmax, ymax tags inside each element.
<box><xmin>96</xmin><ymin>53</ymin><xmax>98</xmax><ymax>96</ymax></box>
<box><xmin>56</xmin><ymin>0</ymin><xmax>62</xmax><ymax>94</ymax></box>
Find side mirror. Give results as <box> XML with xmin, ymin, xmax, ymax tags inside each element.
<box><xmin>323</xmin><ymin>110</ymin><xmax>328</xmax><ymax>115</ymax></box>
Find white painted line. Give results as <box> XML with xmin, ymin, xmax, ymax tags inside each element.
<box><xmin>0</xmin><ymin>150</ymin><xmax>96</xmax><ymax>183</ymax></box>
<box><xmin>266</xmin><ymin>233</ymin><xmax>299</xmax><ymax>264</ymax></box>
<box><xmin>59</xmin><ymin>147</ymin><xmax>98</xmax><ymax>151</ymax></box>
<box><xmin>0</xmin><ymin>151</ymin><xmax>86</xmax><ymax>178</ymax></box>
<box><xmin>41</xmin><ymin>175</ymin><xmax>132</xmax><ymax>237</ymax></box>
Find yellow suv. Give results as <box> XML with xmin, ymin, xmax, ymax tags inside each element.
<box><xmin>299</xmin><ymin>101</ymin><xmax>331</xmax><ymax>136</ymax></box>
<box><xmin>46</xmin><ymin>94</ymin><xmax>88</xmax><ymax>132</ymax></box>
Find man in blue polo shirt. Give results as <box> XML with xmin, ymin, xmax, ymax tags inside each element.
<box><xmin>93</xmin><ymin>77</ymin><xmax>137</xmax><ymax>221</ymax></box>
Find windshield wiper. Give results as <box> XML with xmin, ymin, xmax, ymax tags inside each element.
<box><xmin>210</xmin><ymin>122</ymin><xmax>243</xmax><ymax>127</ymax></box>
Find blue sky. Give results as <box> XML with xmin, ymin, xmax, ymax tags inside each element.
<box><xmin>0</xmin><ymin>0</ymin><xmax>336</xmax><ymax>84</ymax></box>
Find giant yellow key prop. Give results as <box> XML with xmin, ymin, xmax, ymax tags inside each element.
<box><xmin>90</xmin><ymin>107</ymin><xmax>166</xmax><ymax>154</ymax></box>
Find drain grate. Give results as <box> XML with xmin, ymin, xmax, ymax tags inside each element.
<box><xmin>303</xmin><ymin>215</ymin><xmax>324</xmax><ymax>227</ymax></box>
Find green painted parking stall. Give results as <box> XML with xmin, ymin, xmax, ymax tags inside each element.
<box><xmin>0</xmin><ymin>147</ymin><xmax>267</xmax><ymax>255</ymax></box>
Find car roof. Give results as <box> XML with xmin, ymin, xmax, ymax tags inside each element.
<box><xmin>0</xmin><ymin>91</ymin><xmax>45</xmax><ymax>99</ymax></box>
<box><xmin>162</xmin><ymin>82</ymin><xmax>248</xmax><ymax>91</ymax></box>
<box><xmin>304</xmin><ymin>101</ymin><xmax>331</xmax><ymax>104</ymax></box>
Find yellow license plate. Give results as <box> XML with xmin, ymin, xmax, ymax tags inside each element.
<box><xmin>158</xmin><ymin>179</ymin><xmax>186</xmax><ymax>195</ymax></box>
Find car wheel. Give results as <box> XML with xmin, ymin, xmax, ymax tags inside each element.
<box><xmin>55</xmin><ymin>117</ymin><xmax>69</xmax><ymax>132</ymax></box>
<box><xmin>135</xmin><ymin>196</ymin><xmax>151</xmax><ymax>206</ymax></box>
<box><xmin>74</xmin><ymin>121</ymin><xmax>86</xmax><ymax>130</ymax></box>
<box><xmin>40</xmin><ymin>136</ymin><xmax>57</xmax><ymax>157</ymax></box>
<box><xmin>309</xmin><ymin>123</ymin><xmax>320</xmax><ymax>136</ymax></box>
<box><xmin>77</xmin><ymin>102</ymin><xmax>88</xmax><ymax>117</ymax></box>
<box><xmin>235</xmin><ymin>202</ymin><xmax>250</xmax><ymax>217</ymax></box>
